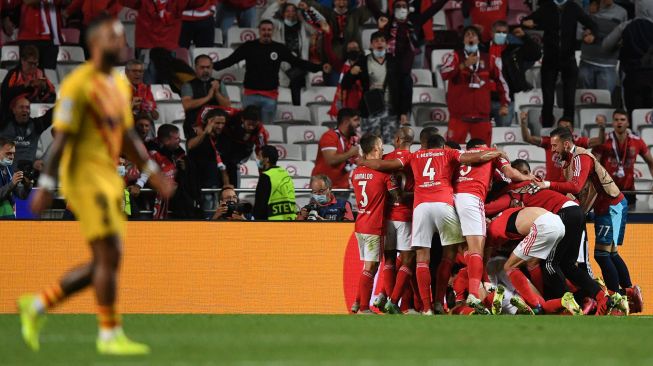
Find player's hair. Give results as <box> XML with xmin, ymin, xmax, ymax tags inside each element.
<box><xmin>360</xmin><ymin>134</ymin><xmax>381</xmax><ymax>155</ymax></box>
<box><xmin>242</xmin><ymin>105</ymin><xmax>261</xmax><ymax>122</ymax></box>
<box><xmin>492</xmin><ymin>20</ymin><xmax>509</xmax><ymax>31</ymax></box>
<box><xmin>549</xmin><ymin>127</ymin><xmax>574</xmax><ymax>142</ymax></box>
<box><xmin>203</xmin><ymin>108</ymin><xmax>228</xmax><ymax>125</ymax></box>
<box><xmin>466</xmin><ymin>138</ymin><xmax>487</xmax><ymax>149</ymax></box>
<box><xmin>20</xmin><ymin>45</ymin><xmax>39</xmax><ymax>61</ymax></box>
<box><xmin>261</xmin><ymin>145</ymin><xmax>279</xmax><ymax>165</ymax></box>
<box><xmin>310</xmin><ymin>174</ymin><xmax>332</xmax><ymax>189</ymax></box>
<box><xmin>194</xmin><ymin>54</ymin><xmax>212</xmax><ymax>66</ymax></box>
<box><xmin>134</xmin><ymin>112</ymin><xmax>153</xmax><ymax>123</ymax></box>
<box><xmin>445</xmin><ymin>140</ymin><xmax>461</xmax><ymax>150</ymax></box>
<box><xmin>85</xmin><ymin>13</ymin><xmax>119</xmax><ymax>47</ymax></box>
<box><xmin>157</xmin><ymin>124</ymin><xmax>179</xmax><ymax>141</ymax></box>
<box><xmin>337</xmin><ymin>108</ymin><xmax>360</xmax><ymax>126</ymax></box>
<box><xmin>125</xmin><ymin>59</ymin><xmax>144</xmax><ymax>70</ymax></box>
<box><xmin>613</xmin><ymin>108</ymin><xmax>629</xmax><ymax>119</ymax></box>
<box><xmin>393</xmin><ymin>0</ymin><xmax>408</xmax><ymax>8</ymax></box>
<box><xmin>557</xmin><ymin>116</ymin><xmax>574</xmax><ymax>126</ymax></box>
<box><xmin>419</xmin><ymin>126</ymin><xmax>439</xmax><ymax>144</ymax></box>
<box><xmin>463</xmin><ymin>25</ymin><xmax>481</xmax><ymax>40</ymax></box>
<box><xmin>370</xmin><ymin>31</ymin><xmax>386</xmax><ymax>43</ymax></box>
<box><xmin>220</xmin><ymin>186</ymin><xmax>237</xmax><ymax>202</ymax></box>
<box><xmin>426</xmin><ymin>134</ymin><xmax>446</xmax><ymax>149</ymax></box>
<box><xmin>0</xmin><ymin>137</ymin><xmax>16</xmax><ymax>148</ymax></box>
<box><xmin>259</xmin><ymin>19</ymin><xmax>274</xmax><ymax>28</ymax></box>
<box><xmin>511</xmin><ymin>159</ymin><xmax>531</xmax><ymax>172</ymax></box>
<box><xmin>395</xmin><ymin>126</ymin><xmax>414</xmax><ymax>145</ymax></box>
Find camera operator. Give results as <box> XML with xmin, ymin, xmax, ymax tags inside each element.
<box><xmin>297</xmin><ymin>174</ymin><xmax>354</xmax><ymax>221</ymax></box>
<box><xmin>0</xmin><ymin>138</ymin><xmax>32</xmax><ymax>219</ymax></box>
<box><xmin>211</xmin><ymin>186</ymin><xmax>253</xmax><ymax>221</ymax></box>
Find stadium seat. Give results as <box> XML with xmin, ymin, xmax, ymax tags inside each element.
<box><xmin>239</xmin><ymin>160</ymin><xmax>260</xmax><ymax>178</ymax></box>
<box><xmin>430</xmin><ymin>49</ymin><xmax>455</xmax><ymax>73</ymax></box>
<box><xmin>524</xmin><ymin>66</ymin><xmax>541</xmax><ymax>88</ymax></box>
<box><xmin>293</xmin><ymin>178</ymin><xmax>311</xmax><ymax>189</ymax></box>
<box><xmin>411</xmin><ymin>69</ymin><xmax>434</xmax><ymax>87</ymax></box>
<box><xmin>492</xmin><ymin>127</ymin><xmax>523</xmax><ymax>145</ymax></box>
<box><xmin>632</xmin><ymin>109</ymin><xmax>653</xmax><ymax>132</ymax></box>
<box><xmin>278</xmin><ymin>87</ymin><xmax>293</xmax><ymax>105</ymax></box>
<box><xmin>56</xmin><ymin>64</ymin><xmax>77</xmax><ymax>80</ymax></box>
<box><xmin>44</xmin><ymin>69</ymin><xmax>58</xmax><ymax>85</ymax></box>
<box><xmin>587</xmin><ymin>126</ymin><xmax>614</xmax><ymax>138</ymax></box>
<box><xmin>227</xmin><ymin>27</ymin><xmax>259</xmax><ymax>48</ymax></box>
<box><xmin>272</xmin><ymin>144</ymin><xmax>303</xmax><ymax>161</ymax></box>
<box><xmin>274</xmin><ymin>105</ymin><xmax>312</xmax><ymax>125</ymax></box>
<box><xmin>639</xmin><ymin>126</ymin><xmax>653</xmax><ymax>143</ymax></box>
<box><xmin>412</xmin><ymin>87</ymin><xmax>446</xmax><ymax>105</ymax></box>
<box><xmin>514</xmin><ymin>89</ymin><xmax>545</xmax><ymax>111</ymax></box>
<box><xmin>151</xmin><ymin>84</ymin><xmax>181</xmax><ymax>101</ymax></box>
<box><xmin>500</xmin><ymin>144</ymin><xmax>546</xmax><ymax>162</ymax></box>
<box><xmin>240</xmin><ymin>178</ymin><xmax>259</xmax><ymax>189</ymax></box>
<box><xmin>225</xmin><ymin>85</ymin><xmax>242</xmax><ymax>103</ymax></box>
<box><xmin>214</xmin><ymin>28</ymin><xmax>224</xmax><ymax>47</ymax></box>
<box><xmin>579</xmin><ymin>108</ymin><xmax>615</xmax><ymax>131</ymax></box>
<box><xmin>413</xmin><ymin>105</ymin><xmax>449</xmax><ymax>125</ymax></box>
<box><xmin>263</xmin><ymin>125</ymin><xmax>283</xmax><ymax>143</ymax></box>
<box><xmin>361</xmin><ymin>28</ymin><xmax>375</xmax><ymax>51</ymax></box>
<box><xmin>410</xmin><ymin>144</ymin><xmax>421</xmax><ymax>152</ymax></box>
<box><xmin>159</xmin><ymin>103</ymin><xmax>185</xmax><ymax>124</ymax></box>
<box><xmin>304</xmin><ymin>144</ymin><xmax>318</xmax><ymax>161</ymax></box>
<box><xmin>529</xmin><ymin>161</ymin><xmax>548</xmax><ymax>179</ymax></box>
<box><xmin>301</xmin><ymin>86</ymin><xmax>336</xmax><ymax>106</ymax></box>
<box><xmin>62</xmin><ymin>28</ymin><xmax>80</xmax><ymax>45</ymax></box>
<box><xmin>312</xmin><ymin>105</ymin><xmax>336</xmax><ymax>126</ymax></box>
<box><xmin>307</xmin><ymin>72</ymin><xmax>324</xmax><ymax>86</ymax></box>
<box><xmin>215</xmin><ymin>67</ymin><xmax>244</xmax><ymax>85</ymax></box>
<box><xmin>286</xmin><ymin>126</ymin><xmax>329</xmax><ymax>144</ymax></box>
<box><xmin>118</xmin><ymin>6</ymin><xmax>138</xmax><ymax>22</ymax></box>
<box><xmin>432</xmin><ymin>9</ymin><xmax>446</xmax><ymax>29</ymax></box>
<box><xmin>0</xmin><ymin>68</ymin><xmax>7</xmax><ymax>82</ymax></box>
<box><xmin>525</xmin><ymin>107</ymin><xmax>563</xmax><ymax>134</ymax></box>
<box><xmin>383</xmin><ymin>144</ymin><xmax>395</xmax><ymax>154</ymax></box>
<box><xmin>30</xmin><ymin>103</ymin><xmax>53</xmax><ymax>118</ymax></box>
<box><xmin>192</xmin><ymin>47</ymin><xmax>233</xmax><ymax>63</ymax></box>
<box><xmin>123</xmin><ymin>22</ymin><xmax>135</xmax><ymax>48</ymax></box>
<box><xmin>1</xmin><ymin>45</ymin><xmax>20</xmax><ymax>67</ymax></box>
<box><xmin>635</xmin><ymin>163</ymin><xmax>653</xmax><ymax>180</ymax></box>
<box><xmin>278</xmin><ymin>160</ymin><xmax>314</xmax><ymax>178</ymax></box>
<box><xmin>634</xmin><ymin>179</ymin><xmax>653</xmax><ymax>205</ymax></box>
<box><xmin>575</xmin><ymin>89</ymin><xmax>611</xmax><ymax>107</ymax></box>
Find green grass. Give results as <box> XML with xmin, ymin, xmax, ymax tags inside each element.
<box><xmin>2</xmin><ymin>314</ymin><xmax>652</xmax><ymax>366</ymax></box>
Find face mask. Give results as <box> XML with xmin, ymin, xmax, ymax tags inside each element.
<box><xmin>372</xmin><ymin>49</ymin><xmax>386</xmax><ymax>58</ymax></box>
<box><xmin>256</xmin><ymin>159</ymin><xmax>264</xmax><ymax>169</ymax></box>
<box><xmin>313</xmin><ymin>194</ymin><xmax>329</xmax><ymax>205</ymax></box>
<box><xmin>0</xmin><ymin>158</ymin><xmax>12</xmax><ymax>167</ymax></box>
<box><xmin>117</xmin><ymin>165</ymin><xmax>126</xmax><ymax>177</ymax></box>
<box><xmin>395</xmin><ymin>8</ymin><xmax>408</xmax><ymax>20</ymax></box>
<box><xmin>346</xmin><ymin>50</ymin><xmax>360</xmax><ymax>61</ymax></box>
<box><xmin>284</xmin><ymin>19</ymin><xmax>298</xmax><ymax>27</ymax></box>
<box><xmin>464</xmin><ymin>44</ymin><xmax>478</xmax><ymax>54</ymax></box>
<box><xmin>493</xmin><ymin>32</ymin><xmax>508</xmax><ymax>45</ymax></box>
<box><xmin>553</xmin><ymin>0</ymin><xmax>567</xmax><ymax>6</ymax></box>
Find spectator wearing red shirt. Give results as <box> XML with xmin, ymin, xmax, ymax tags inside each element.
<box><xmin>124</xmin><ymin>59</ymin><xmax>159</xmax><ymax>121</ymax></box>
<box><xmin>179</xmin><ymin>0</ymin><xmax>216</xmax><ymax>48</ymax></box>
<box><xmin>119</xmin><ymin>0</ymin><xmax>205</xmax><ymax>52</ymax></box>
<box><xmin>350</xmin><ymin>134</ymin><xmax>399</xmax><ymax>314</ymax></box>
<box><xmin>531</xmin><ymin>127</ymin><xmax>637</xmax><ymax>303</ymax></box>
<box><xmin>311</xmin><ymin>108</ymin><xmax>361</xmax><ymax>190</ymax></box>
<box><xmin>440</xmin><ymin>26</ymin><xmax>510</xmax><ymax>144</ymax></box>
<box><xmin>593</xmin><ymin>109</ymin><xmax>653</xmax><ymax>207</ymax></box>
<box><xmin>462</xmin><ymin>0</ymin><xmax>508</xmax><ymax>42</ymax></box>
<box><xmin>5</xmin><ymin>0</ymin><xmax>66</xmax><ymax>70</ymax></box>
<box><xmin>0</xmin><ymin>45</ymin><xmax>56</xmax><ymax>120</ymax></box>
<box><xmin>520</xmin><ymin>113</ymin><xmax>606</xmax><ymax>181</ymax></box>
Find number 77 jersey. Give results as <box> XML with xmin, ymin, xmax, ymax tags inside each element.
<box><xmin>396</xmin><ymin>148</ymin><xmax>462</xmax><ymax>207</ymax></box>
<box><xmin>351</xmin><ymin>166</ymin><xmax>398</xmax><ymax>235</ymax></box>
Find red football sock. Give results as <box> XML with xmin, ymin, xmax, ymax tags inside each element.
<box><xmin>382</xmin><ymin>264</ymin><xmax>396</xmax><ymax>298</ymax></box>
<box><xmin>373</xmin><ymin>267</ymin><xmax>385</xmax><ymax>298</ymax></box>
<box><xmin>453</xmin><ymin>267</ymin><xmax>468</xmax><ymax>302</ymax></box>
<box><xmin>451</xmin><ymin>305</ymin><xmax>475</xmax><ymax>315</ymax></box>
<box><xmin>416</xmin><ymin>262</ymin><xmax>432</xmax><ymax>312</ymax></box>
<box><xmin>565</xmin><ymin>279</ymin><xmax>579</xmax><ymax>293</ymax></box>
<box><xmin>507</xmin><ymin>268</ymin><xmax>542</xmax><ymax>308</ymax></box>
<box><xmin>400</xmin><ymin>285</ymin><xmax>412</xmax><ymax>312</ymax></box>
<box><xmin>483</xmin><ymin>291</ymin><xmax>495</xmax><ymax>308</ymax></box>
<box><xmin>527</xmin><ymin>264</ymin><xmax>544</xmax><ymax>295</ymax></box>
<box><xmin>434</xmin><ymin>258</ymin><xmax>453</xmax><ymax>305</ymax></box>
<box><xmin>543</xmin><ymin>298</ymin><xmax>563</xmax><ymax>314</ymax></box>
<box><xmin>391</xmin><ymin>265</ymin><xmax>412</xmax><ymax>303</ymax></box>
<box><xmin>482</xmin><ymin>270</ymin><xmax>490</xmax><ymax>283</ymax></box>
<box><xmin>358</xmin><ymin>270</ymin><xmax>374</xmax><ymax>311</ymax></box>
<box><xmin>410</xmin><ymin>272</ymin><xmax>423</xmax><ymax>312</ymax></box>
<box><xmin>467</xmin><ymin>253</ymin><xmax>483</xmax><ymax>298</ymax></box>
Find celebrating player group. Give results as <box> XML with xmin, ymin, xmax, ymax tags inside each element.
<box><xmin>350</xmin><ymin>126</ymin><xmax>643</xmax><ymax>316</ymax></box>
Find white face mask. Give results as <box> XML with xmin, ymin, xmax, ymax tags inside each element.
<box><xmin>284</xmin><ymin>19</ymin><xmax>298</xmax><ymax>27</ymax></box>
<box><xmin>395</xmin><ymin>8</ymin><xmax>408</xmax><ymax>20</ymax></box>
<box><xmin>372</xmin><ymin>49</ymin><xmax>386</xmax><ymax>58</ymax></box>
<box><xmin>0</xmin><ymin>157</ymin><xmax>12</xmax><ymax>167</ymax></box>
<box><xmin>117</xmin><ymin>165</ymin><xmax>126</xmax><ymax>177</ymax></box>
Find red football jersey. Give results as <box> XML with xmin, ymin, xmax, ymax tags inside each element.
<box><xmin>486</xmin><ymin>207</ymin><xmax>524</xmax><ymax>248</ymax></box>
<box><xmin>593</xmin><ymin>132</ymin><xmax>649</xmax><ymax>191</ymax></box>
<box><xmin>454</xmin><ymin>147</ymin><xmax>510</xmax><ymax>200</ymax></box>
<box><xmin>541</xmin><ymin>135</ymin><xmax>589</xmax><ymax>181</ymax></box>
<box><xmin>384</xmin><ymin>149</ymin><xmax>414</xmax><ymax>222</ymax></box>
<box><xmin>397</xmin><ymin>148</ymin><xmax>461</xmax><ymax>207</ymax></box>
<box><xmin>352</xmin><ymin>166</ymin><xmax>397</xmax><ymax>235</ymax></box>
<box><xmin>312</xmin><ymin>129</ymin><xmax>353</xmax><ymax>189</ymax></box>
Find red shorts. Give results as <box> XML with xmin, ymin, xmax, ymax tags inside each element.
<box><xmin>446</xmin><ymin>117</ymin><xmax>492</xmax><ymax>145</ymax></box>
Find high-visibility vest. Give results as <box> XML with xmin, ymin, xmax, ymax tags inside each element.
<box><xmin>262</xmin><ymin>167</ymin><xmax>297</xmax><ymax>220</ymax></box>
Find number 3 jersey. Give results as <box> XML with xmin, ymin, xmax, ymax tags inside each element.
<box><xmin>396</xmin><ymin>149</ymin><xmax>461</xmax><ymax>207</ymax></box>
<box><xmin>454</xmin><ymin>147</ymin><xmax>510</xmax><ymax>200</ymax></box>
<box><xmin>351</xmin><ymin>166</ymin><xmax>397</xmax><ymax>235</ymax></box>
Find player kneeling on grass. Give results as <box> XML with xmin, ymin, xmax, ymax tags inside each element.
<box><xmin>351</xmin><ymin>134</ymin><xmax>401</xmax><ymax>314</ymax></box>
<box><xmin>487</xmin><ymin>207</ymin><xmax>582</xmax><ymax>315</ymax></box>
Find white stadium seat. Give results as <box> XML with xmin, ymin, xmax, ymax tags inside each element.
<box><xmin>286</xmin><ymin>126</ymin><xmax>329</xmax><ymax>144</ymax></box>
<box><xmin>294</xmin><ymin>178</ymin><xmax>311</xmax><ymax>189</ymax></box>
<box><xmin>634</xmin><ymin>163</ymin><xmax>653</xmax><ymax>181</ymax></box>
<box><xmin>307</xmin><ymin>71</ymin><xmax>324</xmax><ymax>86</ymax></box>
<box><xmin>227</xmin><ymin>27</ymin><xmax>258</xmax><ymax>48</ymax></box>
<box><xmin>118</xmin><ymin>6</ymin><xmax>137</xmax><ymax>22</ymax></box>
<box><xmin>632</xmin><ymin>109</ymin><xmax>653</xmax><ymax>132</ymax></box>
<box><xmin>304</xmin><ymin>144</ymin><xmax>318</xmax><ymax>161</ymax></box>
<box><xmin>278</xmin><ymin>161</ymin><xmax>314</xmax><ymax>178</ymax></box>
<box><xmin>313</xmin><ymin>105</ymin><xmax>336</xmax><ymax>126</ymax></box>
<box><xmin>301</xmin><ymin>86</ymin><xmax>336</xmax><ymax>106</ymax></box>
<box><xmin>361</xmin><ymin>28</ymin><xmax>375</xmax><ymax>51</ymax></box>
<box><xmin>215</xmin><ymin>67</ymin><xmax>244</xmax><ymax>85</ymax></box>
<box><xmin>383</xmin><ymin>145</ymin><xmax>395</xmax><ymax>154</ymax></box>
<box><xmin>492</xmin><ymin>127</ymin><xmax>523</xmax><ymax>145</ymax></box>
<box><xmin>529</xmin><ymin>162</ymin><xmax>548</xmax><ymax>179</ymax></box>
<box><xmin>514</xmin><ymin>89</ymin><xmax>545</xmax><ymax>111</ymax></box>
<box><xmin>193</xmin><ymin>47</ymin><xmax>233</xmax><ymax>63</ymax></box>
<box><xmin>214</xmin><ymin>28</ymin><xmax>224</xmax><ymax>46</ymax></box>
<box><xmin>1</xmin><ymin>45</ymin><xmax>19</xmax><ymax>66</ymax></box>
<box><xmin>57</xmin><ymin>46</ymin><xmax>85</xmax><ymax>63</ymax></box>
<box><xmin>579</xmin><ymin>108</ymin><xmax>615</xmax><ymax>131</ymax></box>
<box><xmin>44</xmin><ymin>69</ymin><xmax>58</xmax><ymax>84</ymax></box>
<box><xmin>412</xmin><ymin>87</ymin><xmax>446</xmax><ymax>105</ymax></box>
<box><xmin>151</xmin><ymin>84</ymin><xmax>181</xmax><ymax>101</ymax></box>
<box><xmin>240</xmin><ymin>178</ymin><xmax>259</xmax><ymax>189</ymax></box>
<box><xmin>0</xmin><ymin>68</ymin><xmax>7</xmax><ymax>82</ymax></box>
<box><xmin>272</xmin><ymin>144</ymin><xmax>302</xmax><ymax>161</ymax></box>
<box><xmin>158</xmin><ymin>103</ymin><xmax>185</xmax><ymax>124</ymax></box>
<box><xmin>274</xmin><ymin>105</ymin><xmax>312</xmax><ymax>124</ymax></box>
<box><xmin>430</xmin><ymin>49</ymin><xmax>455</xmax><ymax>73</ymax></box>
<box><xmin>123</xmin><ymin>22</ymin><xmax>135</xmax><ymax>48</ymax></box>
<box><xmin>225</xmin><ymin>85</ymin><xmax>242</xmax><ymax>103</ymax></box>
<box><xmin>30</xmin><ymin>103</ymin><xmax>53</xmax><ymax>118</ymax></box>
<box><xmin>239</xmin><ymin>160</ymin><xmax>260</xmax><ymax>178</ymax></box>
<box><xmin>587</xmin><ymin>126</ymin><xmax>613</xmax><ymax>138</ymax></box>
<box><xmin>411</xmin><ymin>69</ymin><xmax>433</xmax><ymax>87</ymax></box>
<box><xmin>639</xmin><ymin>126</ymin><xmax>653</xmax><ymax>144</ymax></box>
<box><xmin>575</xmin><ymin>89</ymin><xmax>611</xmax><ymax>107</ymax></box>
<box><xmin>277</xmin><ymin>87</ymin><xmax>293</xmax><ymax>105</ymax></box>
<box><xmin>266</xmin><ymin>125</ymin><xmax>284</xmax><ymax>143</ymax></box>
<box><xmin>500</xmin><ymin>144</ymin><xmax>546</xmax><ymax>162</ymax></box>
<box><xmin>413</xmin><ymin>106</ymin><xmax>449</xmax><ymax>125</ymax></box>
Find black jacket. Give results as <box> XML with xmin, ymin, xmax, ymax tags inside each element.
<box><xmin>492</xmin><ymin>34</ymin><xmax>542</xmax><ymax>100</ymax></box>
<box><xmin>523</xmin><ymin>1</ymin><xmax>597</xmax><ymax>63</ymax></box>
<box><xmin>620</xmin><ymin>18</ymin><xmax>653</xmax><ymax>74</ymax></box>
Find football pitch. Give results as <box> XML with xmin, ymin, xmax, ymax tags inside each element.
<box><xmin>1</xmin><ymin>314</ymin><xmax>652</xmax><ymax>366</ymax></box>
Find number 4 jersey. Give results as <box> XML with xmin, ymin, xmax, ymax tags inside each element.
<box><xmin>351</xmin><ymin>166</ymin><xmax>398</xmax><ymax>235</ymax></box>
<box><xmin>396</xmin><ymin>148</ymin><xmax>461</xmax><ymax>207</ymax></box>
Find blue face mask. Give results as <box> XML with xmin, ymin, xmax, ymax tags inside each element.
<box><xmin>117</xmin><ymin>165</ymin><xmax>126</xmax><ymax>177</ymax></box>
<box><xmin>464</xmin><ymin>44</ymin><xmax>478</xmax><ymax>54</ymax></box>
<box><xmin>553</xmin><ymin>0</ymin><xmax>567</xmax><ymax>6</ymax></box>
<box><xmin>372</xmin><ymin>49</ymin><xmax>386</xmax><ymax>58</ymax></box>
<box><xmin>256</xmin><ymin>160</ymin><xmax>264</xmax><ymax>169</ymax></box>
<box><xmin>312</xmin><ymin>194</ymin><xmax>329</xmax><ymax>204</ymax></box>
<box><xmin>493</xmin><ymin>32</ymin><xmax>507</xmax><ymax>45</ymax></box>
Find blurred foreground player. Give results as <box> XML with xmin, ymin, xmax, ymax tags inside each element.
<box><xmin>18</xmin><ymin>15</ymin><xmax>174</xmax><ymax>355</ymax></box>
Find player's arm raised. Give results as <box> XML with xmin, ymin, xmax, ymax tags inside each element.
<box><xmin>122</xmin><ymin>129</ymin><xmax>175</xmax><ymax>199</ymax></box>
<box><xmin>459</xmin><ymin>150</ymin><xmax>503</xmax><ymax>165</ymax></box>
<box><xmin>501</xmin><ymin>164</ymin><xmax>536</xmax><ymax>182</ymax></box>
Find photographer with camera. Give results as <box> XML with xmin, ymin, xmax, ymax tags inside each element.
<box><xmin>0</xmin><ymin>138</ymin><xmax>32</xmax><ymax>219</ymax></box>
<box><xmin>297</xmin><ymin>174</ymin><xmax>354</xmax><ymax>221</ymax></box>
<box><xmin>211</xmin><ymin>186</ymin><xmax>253</xmax><ymax>221</ymax></box>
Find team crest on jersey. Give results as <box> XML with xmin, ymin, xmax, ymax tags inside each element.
<box><xmin>270</xmin><ymin>52</ymin><xmax>278</xmax><ymax>61</ymax></box>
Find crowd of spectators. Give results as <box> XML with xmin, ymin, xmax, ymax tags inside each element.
<box><xmin>0</xmin><ymin>0</ymin><xmax>652</xmax><ymax>220</ymax></box>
